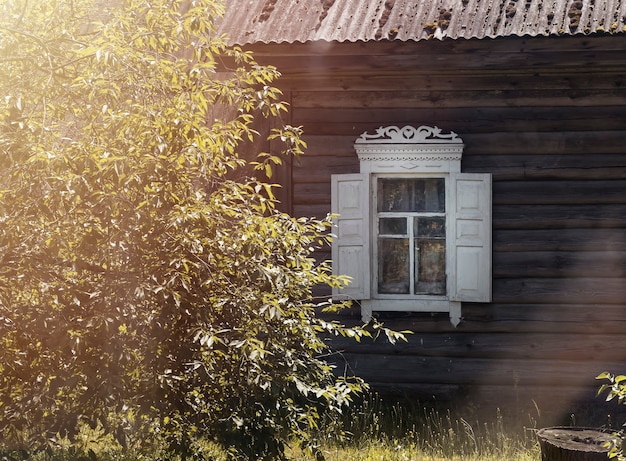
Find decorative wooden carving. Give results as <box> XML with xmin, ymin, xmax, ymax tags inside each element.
<box><xmin>354</xmin><ymin>125</ymin><xmax>464</xmax><ymax>167</ymax></box>
<box><xmin>355</xmin><ymin>125</ymin><xmax>461</xmax><ymax>144</ymax></box>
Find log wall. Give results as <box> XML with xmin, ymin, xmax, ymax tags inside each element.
<box><xmin>251</xmin><ymin>34</ymin><xmax>626</xmax><ymax>422</ymax></box>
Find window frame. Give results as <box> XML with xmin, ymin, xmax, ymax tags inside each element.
<box><xmin>331</xmin><ymin>125</ymin><xmax>491</xmax><ymax>326</ymax></box>
<box><xmin>372</xmin><ymin>173</ymin><xmax>449</xmax><ymax>300</ymax></box>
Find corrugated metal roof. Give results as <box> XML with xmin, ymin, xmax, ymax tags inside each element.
<box><xmin>217</xmin><ymin>0</ymin><xmax>626</xmax><ymax>45</ymax></box>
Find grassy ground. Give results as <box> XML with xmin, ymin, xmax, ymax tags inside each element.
<box><xmin>297</xmin><ymin>394</ymin><xmax>543</xmax><ymax>461</ymax></box>
<box><xmin>7</xmin><ymin>432</ymin><xmax>540</xmax><ymax>461</ymax></box>
<box><xmin>293</xmin><ymin>443</ymin><xmax>540</xmax><ymax>461</ymax></box>
<box><xmin>0</xmin><ymin>395</ymin><xmax>566</xmax><ymax>460</ymax></box>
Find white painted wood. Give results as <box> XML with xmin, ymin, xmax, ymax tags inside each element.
<box><xmin>362</xmin><ymin>299</ymin><xmax>461</xmax><ymax>325</ymax></box>
<box><xmin>450</xmin><ymin>173</ymin><xmax>492</xmax><ymax>302</ymax></box>
<box><xmin>331</xmin><ymin>173</ymin><xmax>370</xmax><ymax>300</ymax></box>
<box><xmin>355</xmin><ymin>125</ymin><xmax>463</xmax><ymax>174</ymax></box>
<box><xmin>361</xmin><ymin>300</ymin><xmax>373</xmax><ymax>322</ymax></box>
<box><xmin>449</xmin><ymin>301</ymin><xmax>462</xmax><ymax>327</ymax></box>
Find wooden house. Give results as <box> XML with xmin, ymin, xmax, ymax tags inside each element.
<box><xmin>217</xmin><ymin>0</ymin><xmax>626</xmax><ymax>420</ymax></box>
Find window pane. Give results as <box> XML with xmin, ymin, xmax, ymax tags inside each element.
<box><xmin>378</xmin><ymin>179</ymin><xmax>412</xmax><ymax>212</ymax></box>
<box><xmin>414</xmin><ymin>217</ymin><xmax>446</xmax><ymax>238</ymax></box>
<box><xmin>415</xmin><ymin>240</ymin><xmax>446</xmax><ymax>295</ymax></box>
<box><xmin>378</xmin><ymin>238</ymin><xmax>410</xmax><ymax>294</ymax></box>
<box><xmin>378</xmin><ymin>178</ymin><xmax>445</xmax><ymax>212</ymax></box>
<box><xmin>417</xmin><ymin>178</ymin><xmax>445</xmax><ymax>212</ymax></box>
<box><xmin>379</xmin><ymin>218</ymin><xmax>407</xmax><ymax>235</ymax></box>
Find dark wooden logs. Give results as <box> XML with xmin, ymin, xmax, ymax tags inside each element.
<box><xmin>537</xmin><ymin>427</ymin><xmax>616</xmax><ymax>461</ymax></box>
<box><xmin>251</xmin><ymin>33</ymin><xmax>626</xmax><ymax>407</ymax></box>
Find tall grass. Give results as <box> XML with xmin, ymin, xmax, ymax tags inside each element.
<box><xmin>298</xmin><ymin>393</ymin><xmax>542</xmax><ymax>461</ymax></box>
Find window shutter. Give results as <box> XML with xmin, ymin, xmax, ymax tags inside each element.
<box><xmin>450</xmin><ymin>173</ymin><xmax>492</xmax><ymax>302</ymax></box>
<box><xmin>331</xmin><ymin>173</ymin><xmax>370</xmax><ymax>300</ymax></box>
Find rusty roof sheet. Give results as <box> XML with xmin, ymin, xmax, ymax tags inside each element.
<box><xmin>217</xmin><ymin>0</ymin><xmax>626</xmax><ymax>45</ymax></box>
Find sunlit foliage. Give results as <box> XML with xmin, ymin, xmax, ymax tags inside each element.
<box><xmin>597</xmin><ymin>373</ymin><xmax>626</xmax><ymax>459</ymax></box>
<box><xmin>0</xmin><ymin>1</ymin><xmax>403</xmax><ymax>459</ymax></box>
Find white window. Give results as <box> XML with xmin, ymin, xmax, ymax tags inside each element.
<box><xmin>331</xmin><ymin>126</ymin><xmax>492</xmax><ymax>326</ymax></box>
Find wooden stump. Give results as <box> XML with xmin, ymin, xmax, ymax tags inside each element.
<box><xmin>537</xmin><ymin>427</ymin><xmax>616</xmax><ymax>461</ymax></box>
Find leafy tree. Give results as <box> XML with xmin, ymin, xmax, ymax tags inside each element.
<box><xmin>597</xmin><ymin>373</ymin><xmax>626</xmax><ymax>459</ymax></box>
<box><xmin>0</xmin><ymin>0</ymin><xmax>404</xmax><ymax>459</ymax></box>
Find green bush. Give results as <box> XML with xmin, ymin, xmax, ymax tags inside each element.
<box><xmin>0</xmin><ymin>1</ymin><xmax>403</xmax><ymax>459</ymax></box>
<box><xmin>597</xmin><ymin>372</ymin><xmax>626</xmax><ymax>459</ymax></box>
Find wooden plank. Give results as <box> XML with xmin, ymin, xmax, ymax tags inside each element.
<box><xmin>461</xmin><ymin>303</ymin><xmax>626</xmax><ymax>334</ymax></box>
<box><xmin>494</xmin><ymin>251</ymin><xmax>626</xmax><ymax>278</ymax></box>
<box><xmin>328</xmin><ymin>331</ymin><xmax>626</xmax><ymax>362</ymax></box>
<box><xmin>292</xmin><ymin>88</ymin><xmax>626</xmax><ymax>109</ymax></box>
<box><xmin>493</xmin><ymin>204</ymin><xmax>626</xmax><ymax>229</ymax></box>
<box><xmin>277</xmin><ymin>69</ymin><xmax>626</xmax><ymax>92</ymax></box>
<box><xmin>463</xmin><ymin>132</ymin><xmax>626</xmax><ymax>156</ymax></box>
<box><xmin>293</xmin><ymin>182</ymin><xmax>330</xmax><ymax>205</ymax></box>
<box><xmin>493</xmin><ymin>228</ymin><xmax>626</xmax><ymax>252</ymax></box>
<box><xmin>493</xmin><ymin>180</ymin><xmax>626</xmax><ymax>205</ymax></box>
<box><xmin>464</xmin><ymin>154</ymin><xmax>626</xmax><ymax>180</ymax></box>
<box><xmin>493</xmin><ymin>278</ymin><xmax>626</xmax><ymax>304</ymax></box>
<box><xmin>300</xmin><ymin>134</ymin><xmax>356</xmax><ymax>154</ymax></box>
<box><xmin>294</xmin><ymin>120</ymin><xmax>626</xmax><ymax>138</ymax></box>
<box><xmin>361</xmin><ymin>70</ymin><xmax>623</xmax><ymax>91</ymax></box>
<box><xmin>293</xmin><ymin>107</ymin><xmax>626</xmax><ymax>134</ymax></box>
<box><xmin>256</xmin><ymin>47</ymin><xmax>626</xmax><ymax>74</ymax></box>
<box><xmin>330</xmin><ymin>354</ymin><xmax>625</xmax><ymax>388</ymax></box>
<box><xmin>292</xmin><ymin>154</ymin><xmax>359</xmax><ymax>183</ymax></box>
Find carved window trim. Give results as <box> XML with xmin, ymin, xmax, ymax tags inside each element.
<box><xmin>331</xmin><ymin>126</ymin><xmax>492</xmax><ymax>326</ymax></box>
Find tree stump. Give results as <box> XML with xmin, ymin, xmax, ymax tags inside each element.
<box><xmin>537</xmin><ymin>427</ymin><xmax>616</xmax><ymax>461</ymax></box>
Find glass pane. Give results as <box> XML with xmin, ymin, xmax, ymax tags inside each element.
<box><xmin>418</xmin><ymin>178</ymin><xmax>445</xmax><ymax>212</ymax></box>
<box><xmin>415</xmin><ymin>240</ymin><xmax>446</xmax><ymax>295</ymax></box>
<box><xmin>414</xmin><ymin>217</ymin><xmax>446</xmax><ymax>238</ymax></box>
<box><xmin>378</xmin><ymin>178</ymin><xmax>445</xmax><ymax>212</ymax></box>
<box><xmin>378</xmin><ymin>179</ymin><xmax>412</xmax><ymax>212</ymax></box>
<box><xmin>379</xmin><ymin>218</ymin><xmax>407</xmax><ymax>235</ymax></box>
<box><xmin>378</xmin><ymin>238</ymin><xmax>410</xmax><ymax>294</ymax></box>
